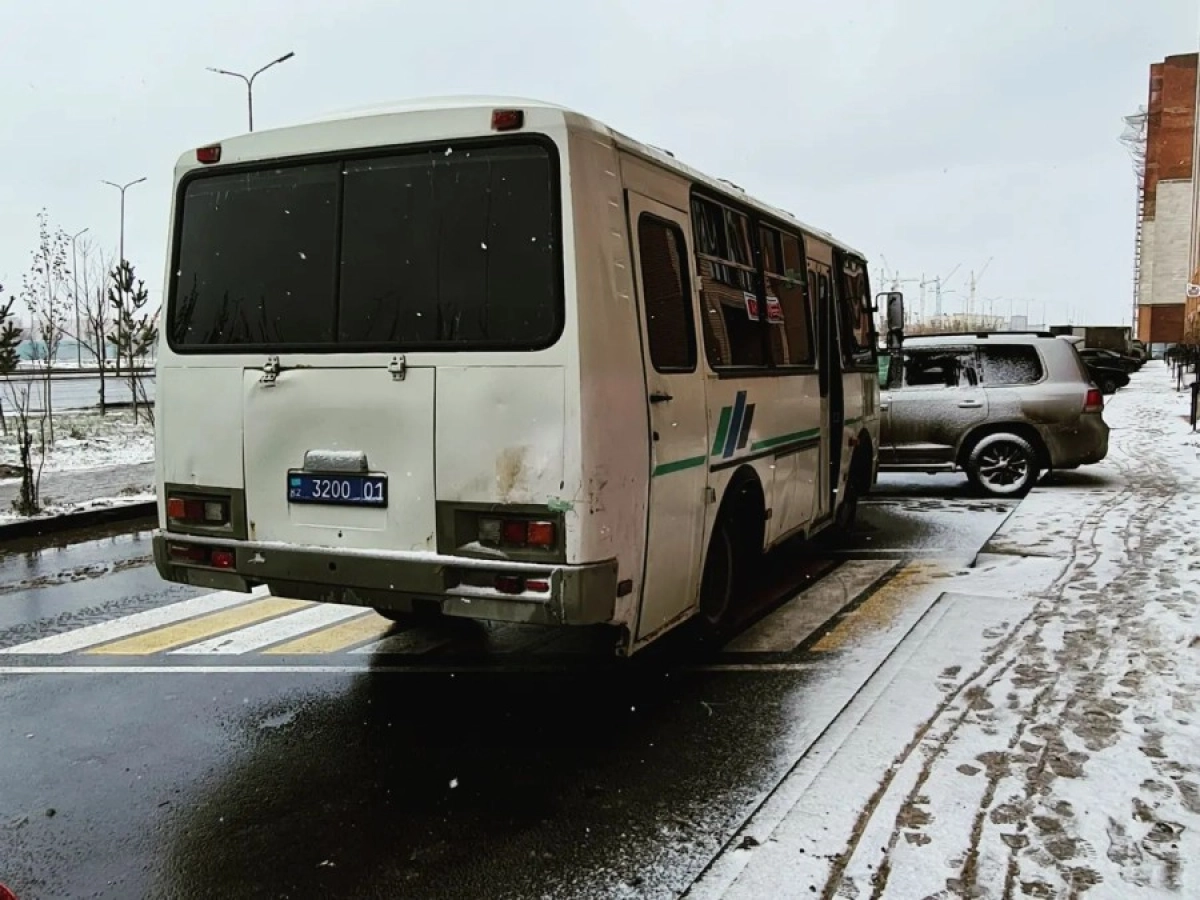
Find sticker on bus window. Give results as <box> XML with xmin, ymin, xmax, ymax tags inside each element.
<box><xmin>766</xmin><ymin>295</ymin><xmax>784</xmax><ymax>324</ymax></box>
<box><xmin>744</xmin><ymin>292</ymin><xmax>759</xmax><ymax>321</ymax></box>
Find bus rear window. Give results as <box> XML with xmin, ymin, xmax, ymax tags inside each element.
<box><xmin>169</xmin><ymin>141</ymin><xmax>561</xmax><ymax>351</ymax></box>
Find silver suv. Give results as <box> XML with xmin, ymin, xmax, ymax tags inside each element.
<box><xmin>877</xmin><ymin>333</ymin><xmax>1109</xmax><ymax>496</ymax></box>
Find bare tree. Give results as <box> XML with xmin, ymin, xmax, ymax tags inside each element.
<box><xmin>21</xmin><ymin>211</ymin><xmax>72</xmax><ymax>443</ymax></box>
<box><xmin>108</xmin><ymin>260</ymin><xmax>157</xmax><ymax>425</ymax></box>
<box><xmin>0</xmin><ymin>286</ymin><xmax>13</xmax><ymax>437</ymax></box>
<box><xmin>68</xmin><ymin>239</ymin><xmax>115</xmax><ymax>414</ymax></box>
<box><xmin>0</xmin><ymin>295</ymin><xmax>42</xmax><ymax>515</ymax></box>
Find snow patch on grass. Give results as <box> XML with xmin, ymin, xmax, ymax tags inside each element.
<box><xmin>0</xmin><ymin>409</ymin><xmax>153</xmax><ymax>479</ymax></box>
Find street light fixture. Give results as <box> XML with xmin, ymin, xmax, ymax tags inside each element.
<box><xmin>101</xmin><ymin>176</ymin><xmax>146</xmax><ymax>266</ymax></box>
<box><xmin>206</xmin><ymin>51</ymin><xmax>295</xmax><ymax>132</ymax></box>
<box><xmin>70</xmin><ymin>227</ymin><xmax>89</xmax><ymax>368</ymax></box>
<box><xmin>101</xmin><ymin>176</ymin><xmax>145</xmax><ymax>381</ymax></box>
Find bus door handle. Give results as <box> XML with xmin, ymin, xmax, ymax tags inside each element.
<box><xmin>649</xmin><ymin>391</ymin><xmax>673</xmax><ymax>404</ymax></box>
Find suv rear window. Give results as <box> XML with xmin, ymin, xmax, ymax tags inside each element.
<box><xmin>169</xmin><ymin>140</ymin><xmax>561</xmax><ymax>351</ymax></box>
<box><xmin>979</xmin><ymin>345</ymin><xmax>1044</xmax><ymax>385</ymax></box>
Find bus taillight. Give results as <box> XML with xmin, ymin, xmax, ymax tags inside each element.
<box><xmin>491</xmin><ymin>109</ymin><xmax>524</xmax><ymax>131</ymax></box>
<box><xmin>167</xmin><ymin>494</ymin><xmax>229</xmax><ymax>526</ymax></box>
<box><xmin>479</xmin><ymin>517</ymin><xmax>557</xmax><ymax>549</ymax></box>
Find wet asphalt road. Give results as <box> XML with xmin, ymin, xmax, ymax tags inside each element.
<box><xmin>0</xmin><ymin>476</ymin><xmax>1013</xmax><ymax>900</ymax></box>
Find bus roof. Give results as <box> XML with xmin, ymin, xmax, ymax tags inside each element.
<box><xmin>197</xmin><ymin>95</ymin><xmax>865</xmax><ymax>257</ymax></box>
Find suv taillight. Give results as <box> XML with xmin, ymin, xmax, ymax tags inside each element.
<box><xmin>1084</xmin><ymin>388</ymin><xmax>1104</xmax><ymax>413</ymax></box>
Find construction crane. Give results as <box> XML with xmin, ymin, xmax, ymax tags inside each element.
<box><xmin>921</xmin><ymin>264</ymin><xmax>961</xmax><ymax>321</ymax></box>
<box><xmin>966</xmin><ymin>257</ymin><xmax>994</xmax><ymax>324</ymax></box>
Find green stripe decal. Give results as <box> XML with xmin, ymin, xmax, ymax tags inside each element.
<box><xmin>844</xmin><ymin>415</ymin><xmax>866</xmax><ymax>426</ymax></box>
<box><xmin>711</xmin><ymin>406</ymin><xmax>732</xmax><ymax>456</ymax></box>
<box><xmin>653</xmin><ymin>456</ymin><xmax>708</xmax><ymax>477</ymax></box>
<box><xmin>751</xmin><ymin>429</ymin><xmax>822</xmax><ymax>452</ymax></box>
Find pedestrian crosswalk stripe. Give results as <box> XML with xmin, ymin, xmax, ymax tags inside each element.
<box><xmin>0</xmin><ymin>587</ymin><xmax>270</xmax><ymax>655</ymax></box>
<box><xmin>0</xmin><ymin>557</ymin><xmax>939</xmax><ymax>664</ymax></box>
<box><xmin>262</xmin><ymin>610</ymin><xmax>394</xmax><ymax>654</ymax></box>
<box><xmin>87</xmin><ymin>597</ymin><xmax>310</xmax><ymax>655</ymax></box>
<box><xmin>170</xmin><ymin>603</ymin><xmax>369</xmax><ymax>655</ymax></box>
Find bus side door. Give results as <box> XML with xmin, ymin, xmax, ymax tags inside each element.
<box><xmin>809</xmin><ymin>260</ymin><xmax>840</xmax><ymax>523</ymax></box>
<box><xmin>625</xmin><ymin>192</ymin><xmax>710</xmax><ymax>641</ymax></box>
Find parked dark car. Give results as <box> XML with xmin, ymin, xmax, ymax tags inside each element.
<box><xmin>1078</xmin><ymin>347</ymin><xmax>1140</xmax><ymax>373</ymax></box>
<box><xmin>1084</xmin><ymin>361</ymin><xmax>1130</xmax><ymax>394</ymax></box>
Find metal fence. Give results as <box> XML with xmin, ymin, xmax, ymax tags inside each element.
<box><xmin>1167</xmin><ymin>346</ymin><xmax>1200</xmax><ymax>431</ymax></box>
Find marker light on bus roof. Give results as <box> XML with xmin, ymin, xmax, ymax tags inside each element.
<box><xmin>491</xmin><ymin>109</ymin><xmax>524</xmax><ymax>131</ymax></box>
<box><xmin>196</xmin><ymin>144</ymin><xmax>222</xmax><ymax>164</ymax></box>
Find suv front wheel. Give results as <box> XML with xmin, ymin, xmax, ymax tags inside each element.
<box><xmin>965</xmin><ymin>433</ymin><xmax>1040</xmax><ymax>497</ymax></box>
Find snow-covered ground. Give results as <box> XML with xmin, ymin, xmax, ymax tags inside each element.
<box><xmin>0</xmin><ymin>409</ymin><xmax>154</xmax><ymax>479</ymax></box>
<box><xmin>701</xmin><ymin>361</ymin><xmax>1200</xmax><ymax>899</ymax></box>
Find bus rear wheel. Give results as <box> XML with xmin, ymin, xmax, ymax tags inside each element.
<box><xmin>697</xmin><ymin>515</ymin><xmax>736</xmax><ymax>633</ymax></box>
<box><xmin>833</xmin><ymin>442</ymin><xmax>872</xmax><ymax>534</ymax></box>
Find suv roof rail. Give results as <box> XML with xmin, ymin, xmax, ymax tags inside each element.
<box><xmin>904</xmin><ymin>330</ymin><xmax>1057</xmax><ymax>339</ymax></box>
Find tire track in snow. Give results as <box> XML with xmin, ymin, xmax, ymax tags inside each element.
<box><xmin>991</xmin><ymin>395</ymin><xmax>1185</xmax><ymax>897</ymax></box>
<box><xmin>821</xmin><ymin>456</ymin><xmax>1135</xmax><ymax>899</ymax></box>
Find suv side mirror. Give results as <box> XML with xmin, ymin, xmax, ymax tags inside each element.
<box><xmin>877</xmin><ymin>291</ymin><xmax>905</xmax><ymax>351</ymax></box>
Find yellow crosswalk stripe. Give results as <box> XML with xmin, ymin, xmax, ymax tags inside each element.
<box><xmin>87</xmin><ymin>597</ymin><xmax>311</xmax><ymax>655</ymax></box>
<box><xmin>809</xmin><ymin>561</ymin><xmax>943</xmax><ymax>653</ymax></box>
<box><xmin>263</xmin><ymin>611</ymin><xmax>395</xmax><ymax>654</ymax></box>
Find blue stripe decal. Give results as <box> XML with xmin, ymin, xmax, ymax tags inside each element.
<box><xmin>723</xmin><ymin>391</ymin><xmax>747</xmax><ymax>459</ymax></box>
<box><xmin>736</xmin><ymin>403</ymin><xmax>756</xmax><ymax>451</ymax></box>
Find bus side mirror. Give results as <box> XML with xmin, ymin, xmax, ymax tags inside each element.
<box><xmin>878</xmin><ymin>291</ymin><xmax>905</xmax><ymax>351</ymax></box>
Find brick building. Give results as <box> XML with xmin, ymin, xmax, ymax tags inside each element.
<box><xmin>1134</xmin><ymin>53</ymin><xmax>1198</xmax><ymax>346</ymax></box>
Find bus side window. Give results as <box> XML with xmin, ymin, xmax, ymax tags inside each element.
<box><xmin>762</xmin><ymin>228</ymin><xmax>813</xmax><ymax>366</ymax></box>
<box><xmin>836</xmin><ymin>256</ymin><xmax>876</xmax><ymax>369</ymax></box>
<box><xmin>636</xmin><ymin>216</ymin><xmax>697</xmax><ymax>372</ymax></box>
<box><xmin>690</xmin><ymin>195</ymin><xmax>766</xmax><ymax>370</ymax></box>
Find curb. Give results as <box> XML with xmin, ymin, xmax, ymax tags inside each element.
<box><xmin>0</xmin><ymin>501</ymin><xmax>157</xmax><ymax>541</ymax></box>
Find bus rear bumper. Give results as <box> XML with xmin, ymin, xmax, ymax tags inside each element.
<box><xmin>152</xmin><ymin>533</ymin><xmax>619</xmax><ymax>627</ymax></box>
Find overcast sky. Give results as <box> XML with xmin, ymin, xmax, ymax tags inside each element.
<box><xmin>1</xmin><ymin>0</ymin><xmax>1196</xmax><ymax>327</ymax></box>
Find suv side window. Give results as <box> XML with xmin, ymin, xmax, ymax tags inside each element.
<box><xmin>895</xmin><ymin>348</ymin><xmax>979</xmax><ymax>389</ymax></box>
<box><xmin>979</xmin><ymin>345</ymin><xmax>1044</xmax><ymax>385</ymax></box>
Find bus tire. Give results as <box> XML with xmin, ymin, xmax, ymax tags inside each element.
<box><xmin>695</xmin><ymin>475</ymin><xmax>764</xmax><ymax>641</ymax></box>
<box><xmin>697</xmin><ymin>514</ymin><xmax>736</xmax><ymax>635</ymax></box>
<box><xmin>834</xmin><ymin>440</ymin><xmax>872</xmax><ymax>534</ymax></box>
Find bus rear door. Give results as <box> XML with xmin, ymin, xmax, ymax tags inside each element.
<box><xmin>625</xmin><ymin>192</ymin><xmax>710</xmax><ymax>641</ymax></box>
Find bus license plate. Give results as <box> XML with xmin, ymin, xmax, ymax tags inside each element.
<box><xmin>288</xmin><ymin>473</ymin><xmax>388</xmax><ymax>508</ymax></box>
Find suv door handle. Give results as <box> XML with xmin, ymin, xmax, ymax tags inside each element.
<box><xmin>649</xmin><ymin>391</ymin><xmax>673</xmax><ymax>404</ymax></box>
<box><xmin>958</xmin><ymin>400</ymin><xmax>984</xmax><ymax>409</ymax></box>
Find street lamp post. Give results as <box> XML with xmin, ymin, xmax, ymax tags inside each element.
<box><xmin>70</xmin><ymin>227</ymin><xmax>88</xmax><ymax>368</ymax></box>
<box><xmin>102</xmin><ymin>176</ymin><xmax>145</xmax><ymax>380</ymax></box>
<box><xmin>101</xmin><ymin>176</ymin><xmax>146</xmax><ymax>266</ymax></box>
<box><xmin>206</xmin><ymin>51</ymin><xmax>295</xmax><ymax>132</ymax></box>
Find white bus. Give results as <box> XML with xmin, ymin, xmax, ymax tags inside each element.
<box><xmin>152</xmin><ymin>97</ymin><xmax>894</xmax><ymax>656</ymax></box>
